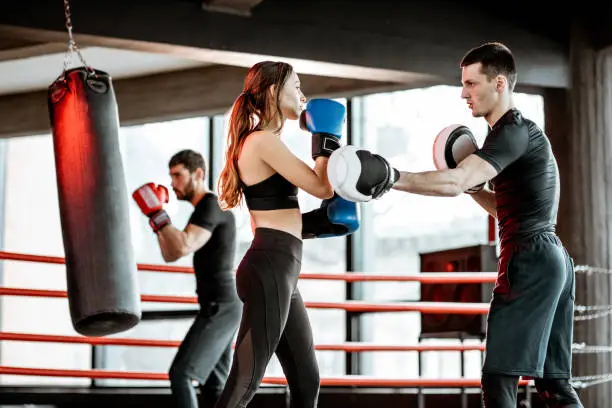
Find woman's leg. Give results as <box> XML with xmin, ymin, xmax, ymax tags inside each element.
<box><xmin>274</xmin><ymin>288</ymin><xmax>320</xmax><ymax>408</ymax></box>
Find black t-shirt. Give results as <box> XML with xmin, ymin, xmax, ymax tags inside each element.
<box><xmin>474</xmin><ymin>108</ymin><xmax>560</xmax><ymax>245</ymax></box>
<box><xmin>187</xmin><ymin>194</ymin><xmax>237</xmax><ymax>302</ymax></box>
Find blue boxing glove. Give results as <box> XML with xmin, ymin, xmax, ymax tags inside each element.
<box><xmin>299</xmin><ymin>98</ymin><xmax>346</xmax><ymax>160</ymax></box>
<box><xmin>301</xmin><ymin>194</ymin><xmax>360</xmax><ymax>239</ymax></box>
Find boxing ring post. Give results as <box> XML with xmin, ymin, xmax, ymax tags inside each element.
<box><xmin>417</xmin><ymin>348</ymin><xmax>425</xmax><ymax>408</ymax></box>
<box><xmin>459</xmin><ymin>334</ymin><xmax>468</xmax><ymax>408</ymax></box>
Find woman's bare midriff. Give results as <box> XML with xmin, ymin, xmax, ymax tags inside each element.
<box><xmin>249</xmin><ymin>208</ymin><xmax>302</xmax><ymax>240</ymax></box>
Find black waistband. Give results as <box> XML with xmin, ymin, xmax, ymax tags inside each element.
<box><xmin>500</xmin><ymin>227</ymin><xmax>557</xmax><ymax>247</ymax></box>
<box><xmin>250</xmin><ymin>227</ymin><xmax>303</xmax><ymax>257</ymax></box>
<box><xmin>500</xmin><ymin>230</ymin><xmax>562</xmax><ymax>257</ymax></box>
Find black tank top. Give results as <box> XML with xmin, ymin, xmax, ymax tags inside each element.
<box><xmin>243</xmin><ymin>173</ymin><xmax>299</xmax><ymax>211</ymax></box>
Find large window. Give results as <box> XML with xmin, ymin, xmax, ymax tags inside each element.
<box><xmin>0</xmin><ymin>134</ymin><xmax>90</xmax><ymax>385</ymax></box>
<box><xmin>352</xmin><ymin>85</ymin><xmax>544</xmax><ymax>378</ymax></box>
<box><xmin>100</xmin><ymin>117</ymin><xmax>210</xmax><ymax>386</ymax></box>
<box><xmin>119</xmin><ymin>117</ymin><xmax>210</xmax><ymax>300</ymax></box>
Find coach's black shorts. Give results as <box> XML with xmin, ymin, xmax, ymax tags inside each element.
<box><xmin>483</xmin><ymin>231</ymin><xmax>575</xmax><ymax>378</ymax></box>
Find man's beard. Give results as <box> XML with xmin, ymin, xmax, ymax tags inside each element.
<box><xmin>176</xmin><ymin>179</ymin><xmax>195</xmax><ymax>202</ymax></box>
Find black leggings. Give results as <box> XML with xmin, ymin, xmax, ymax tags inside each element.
<box><xmin>481</xmin><ymin>374</ymin><xmax>583</xmax><ymax>408</ymax></box>
<box><xmin>214</xmin><ymin>228</ymin><xmax>320</xmax><ymax>408</ymax></box>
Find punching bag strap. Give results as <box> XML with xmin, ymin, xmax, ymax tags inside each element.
<box><xmin>59</xmin><ymin>0</ymin><xmax>96</xmax><ymax>80</ymax></box>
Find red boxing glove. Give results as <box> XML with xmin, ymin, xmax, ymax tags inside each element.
<box><xmin>132</xmin><ymin>183</ymin><xmax>171</xmax><ymax>232</ymax></box>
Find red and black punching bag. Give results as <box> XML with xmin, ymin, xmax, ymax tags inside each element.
<box><xmin>48</xmin><ymin>67</ymin><xmax>141</xmax><ymax>336</ymax></box>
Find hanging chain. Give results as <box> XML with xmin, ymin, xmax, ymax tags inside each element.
<box><xmin>61</xmin><ymin>0</ymin><xmax>95</xmax><ymax>76</ymax></box>
<box><xmin>64</xmin><ymin>0</ymin><xmax>74</xmax><ymax>45</ymax></box>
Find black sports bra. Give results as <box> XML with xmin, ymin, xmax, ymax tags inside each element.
<box><xmin>242</xmin><ymin>173</ymin><xmax>299</xmax><ymax>211</ymax></box>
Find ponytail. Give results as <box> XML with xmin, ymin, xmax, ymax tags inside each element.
<box><xmin>218</xmin><ymin>93</ymin><xmax>255</xmax><ymax>209</ymax></box>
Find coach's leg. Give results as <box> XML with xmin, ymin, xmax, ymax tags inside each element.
<box><xmin>534</xmin><ymin>378</ymin><xmax>583</xmax><ymax>408</ymax></box>
<box><xmin>537</xmin><ymin>247</ymin><xmax>583</xmax><ymax>408</ymax></box>
<box><xmin>481</xmin><ymin>373</ymin><xmax>520</xmax><ymax>408</ymax></box>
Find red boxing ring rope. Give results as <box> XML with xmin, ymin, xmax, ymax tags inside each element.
<box><xmin>0</xmin><ymin>287</ymin><xmax>490</xmax><ymax>314</ymax></box>
<box><xmin>0</xmin><ymin>331</ymin><xmax>487</xmax><ymax>352</ymax></box>
<box><xmin>0</xmin><ymin>250</ymin><xmax>497</xmax><ymax>283</ymax></box>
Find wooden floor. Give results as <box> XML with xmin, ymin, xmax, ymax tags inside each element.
<box><xmin>0</xmin><ymin>385</ymin><xmax>543</xmax><ymax>408</ymax></box>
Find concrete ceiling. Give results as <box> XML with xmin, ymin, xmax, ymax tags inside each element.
<box><xmin>0</xmin><ymin>0</ymin><xmax>606</xmax><ymax>98</ymax></box>
<box><xmin>0</xmin><ymin>44</ymin><xmax>212</xmax><ymax>95</ymax></box>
